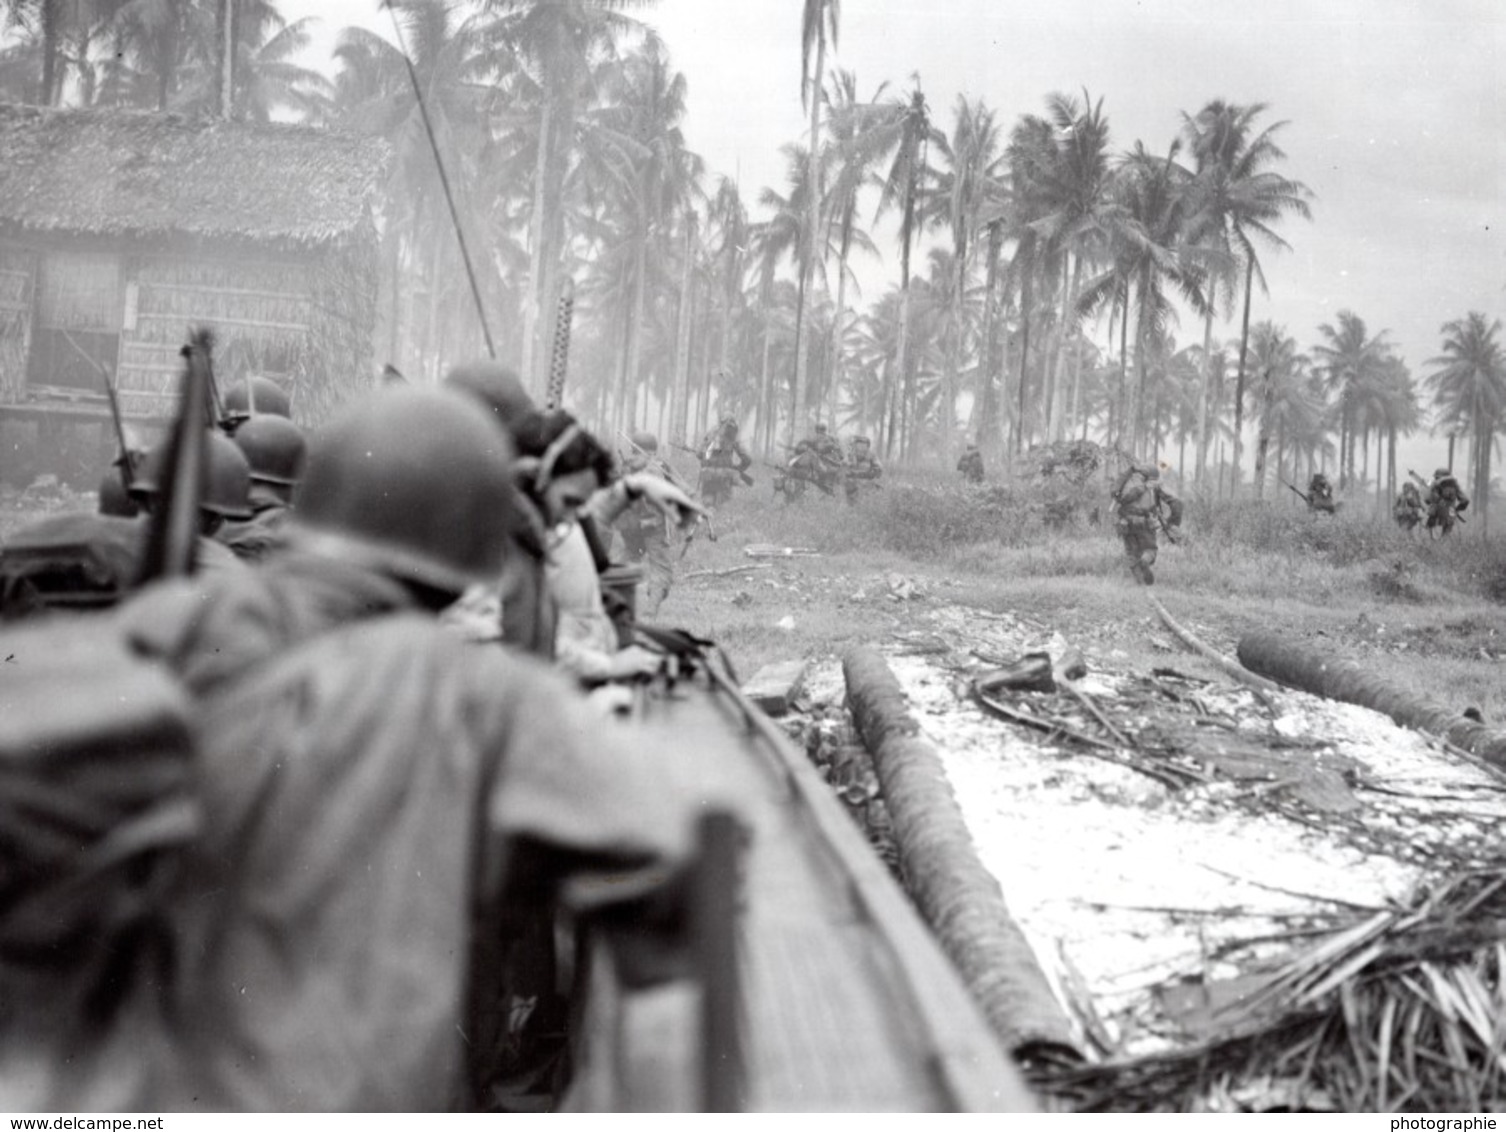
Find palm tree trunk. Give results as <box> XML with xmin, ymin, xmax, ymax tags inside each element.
<box><xmin>1229</xmin><ymin>255</ymin><xmax>1256</xmax><ymax>498</ymax></box>
<box><xmin>828</xmin><ymin>210</ymin><xmax>853</xmax><ymax>430</ymax></box>
<box><xmin>1015</xmin><ymin>275</ymin><xmax>1034</xmax><ymax>455</ymax></box>
<box><xmin>670</xmin><ymin>214</ymin><xmax>696</xmax><ymax>444</ymax></box>
<box><xmin>790</xmin><ymin>31</ymin><xmax>825</xmax><ymax>448</ymax></box>
<box><xmin>977</xmin><ymin>221</ymin><xmax>1002</xmax><ymax>457</ymax></box>
<box><xmin>1050</xmin><ymin>255</ymin><xmax>1082</xmax><ymax>441</ymax></box>
<box><xmin>1195</xmin><ymin>308</ymin><xmax>1215</xmax><ymax>488</ymax></box>
<box><xmin>1253</xmin><ymin>364</ymin><xmax>1275</xmax><ymax>499</ymax></box>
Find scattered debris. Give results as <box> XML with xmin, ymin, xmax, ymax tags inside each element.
<box><xmin>744</xmin><ymin>543</ymin><xmax>821</xmax><ymax>559</ymax></box>
<box><xmin>743</xmin><ymin>660</ymin><xmax>809</xmax><ymax>718</ymax></box>
<box><xmin>684</xmin><ymin>563</ymin><xmax>772</xmax><ymax>580</ymax></box>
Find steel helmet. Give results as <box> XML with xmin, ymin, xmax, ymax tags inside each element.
<box><xmin>630</xmin><ymin>430</ymin><xmax>658</xmax><ymax>452</ymax></box>
<box><xmin>815</xmin><ymin>423</ymin><xmax>828</xmax><ymax>433</ymax></box>
<box><xmin>719</xmin><ymin>415</ymin><xmax>738</xmax><ymax>431</ymax></box>
<box><xmin>130</xmin><ymin>431</ymin><xmax>254</xmax><ymax>520</ymax></box>
<box><xmin>221</xmin><ymin>376</ymin><xmax>292</xmax><ymax>423</ymax></box>
<box><xmin>444</xmin><ymin>359</ymin><xmax>536</xmax><ymax>432</ymax></box>
<box><xmin>1435</xmin><ymin>467</ymin><xmax>1451</xmax><ymax>479</ymax></box>
<box><xmin>289</xmin><ymin>387</ymin><xmax>517</xmax><ymax>597</ymax></box>
<box><xmin>232</xmin><ymin>414</ymin><xmax>307</xmax><ymax>486</ymax></box>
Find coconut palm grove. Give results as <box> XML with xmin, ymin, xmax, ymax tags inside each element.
<box><xmin>2</xmin><ymin>0</ymin><xmax>1500</xmax><ymax>522</ymax></box>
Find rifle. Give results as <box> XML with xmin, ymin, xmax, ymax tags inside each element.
<box><xmin>1283</xmin><ymin>480</ymin><xmax>1312</xmax><ymax>506</ymax></box>
<box><xmin>134</xmin><ymin>329</ymin><xmax>213</xmax><ymax>585</ymax></box>
<box><xmin>61</xmin><ymin>329</ymin><xmax>137</xmax><ymax>489</ymax></box>
<box><xmin>678</xmin><ymin>441</ymin><xmax>755</xmax><ymax>487</ymax></box>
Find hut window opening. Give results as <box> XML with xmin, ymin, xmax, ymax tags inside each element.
<box><xmin>28</xmin><ymin>250</ymin><xmax>121</xmax><ymax>394</ymax></box>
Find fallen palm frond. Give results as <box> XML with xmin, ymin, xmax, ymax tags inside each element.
<box><xmin>1038</xmin><ymin>869</ymin><xmax>1506</xmax><ymax>1112</ymax></box>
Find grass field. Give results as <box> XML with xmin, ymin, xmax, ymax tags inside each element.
<box><xmin>654</xmin><ymin>467</ymin><xmax>1506</xmax><ymax>721</ymax></box>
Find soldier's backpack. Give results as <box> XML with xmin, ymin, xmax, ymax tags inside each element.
<box><xmin>0</xmin><ymin>617</ymin><xmax>200</xmax><ymax>1106</ymax></box>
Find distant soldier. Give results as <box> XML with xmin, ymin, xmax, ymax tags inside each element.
<box><xmin>957</xmin><ymin>442</ymin><xmax>985</xmax><ymax>484</ymax></box>
<box><xmin>788</xmin><ymin>422</ymin><xmax>843</xmax><ymax>495</ymax></box>
<box><xmin>1306</xmin><ymin>472</ymin><xmax>1337</xmax><ymax>514</ymax></box>
<box><xmin>218</xmin><ymin>414</ymin><xmax>307</xmax><ymax>562</ymax></box>
<box><xmin>697</xmin><ymin>415</ymin><xmax>752</xmax><ymax>508</ymax></box>
<box><xmin>219</xmin><ymin>375</ymin><xmax>292</xmax><ymax>433</ymax></box>
<box><xmin>129</xmin><ymin>431</ymin><xmax>251</xmax><ymax>577</ymax></box>
<box><xmin>843</xmin><ymin>435</ymin><xmax>883</xmax><ymax>505</ymax></box>
<box><xmin>1111</xmin><ymin>463</ymin><xmax>1182</xmax><ymax>586</ymax></box>
<box><xmin>1426</xmin><ymin>467</ymin><xmax>1469</xmax><ymax>536</ymax></box>
<box><xmin>613</xmin><ymin>430</ymin><xmax>677</xmax><ymax>619</ymax></box>
<box><xmin>1393</xmin><ymin>481</ymin><xmax>1425</xmax><ymax>532</ymax></box>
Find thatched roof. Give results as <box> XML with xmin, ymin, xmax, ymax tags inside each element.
<box><xmin>0</xmin><ymin>103</ymin><xmax>389</xmax><ymax>248</ymax></box>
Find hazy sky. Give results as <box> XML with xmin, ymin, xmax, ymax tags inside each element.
<box><xmin>302</xmin><ymin>0</ymin><xmax>1505</xmax><ymax>454</ymax></box>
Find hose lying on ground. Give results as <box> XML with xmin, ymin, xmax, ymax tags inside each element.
<box><xmin>841</xmin><ymin>646</ymin><xmax>1082</xmax><ymax>1065</ymax></box>
<box><xmin>1237</xmin><ymin>632</ymin><xmax>1506</xmax><ymax>772</ymax></box>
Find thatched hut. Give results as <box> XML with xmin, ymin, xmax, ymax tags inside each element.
<box><xmin>0</xmin><ymin>103</ymin><xmax>388</xmax><ymax>444</ymax></box>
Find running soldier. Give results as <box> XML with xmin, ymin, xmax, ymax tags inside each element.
<box><xmin>1426</xmin><ymin>467</ymin><xmax>1469</xmax><ymax>536</ymax></box>
<box><xmin>1393</xmin><ymin>481</ymin><xmax>1425</xmax><ymax>532</ymax></box>
<box><xmin>957</xmin><ymin>442</ymin><xmax>985</xmax><ymax>484</ymax></box>
<box><xmin>1307</xmin><ymin>472</ymin><xmax>1337</xmax><ymax>514</ymax></box>
<box><xmin>842</xmin><ymin>435</ymin><xmax>883</xmax><ymax>505</ymax></box>
<box><xmin>696</xmin><ymin>416</ymin><xmax>752</xmax><ymax>508</ymax></box>
<box><xmin>1111</xmin><ymin>463</ymin><xmax>1182</xmax><ymax>585</ymax></box>
<box><xmin>612</xmin><ymin>430</ymin><xmax>678</xmax><ymax>618</ymax></box>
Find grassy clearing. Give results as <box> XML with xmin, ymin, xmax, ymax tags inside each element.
<box><xmin>658</xmin><ymin>467</ymin><xmax>1506</xmax><ymax>720</ymax></box>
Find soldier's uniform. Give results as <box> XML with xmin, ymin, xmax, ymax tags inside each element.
<box><xmin>697</xmin><ymin>417</ymin><xmax>752</xmax><ymax>508</ymax></box>
<box><xmin>1393</xmin><ymin>482</ymin><xmax>1425</xmax><ymax>531</ymax></box>
<box><xmin>842</xmin><ymin>436</ymin><xmax>882</xmax><ymax>504</ymax></box>
<box><xmin>44</xmin><ymin>388</ymin><xmax>704</xmax><ymax>1112</ymax></box>
<box><xmin>957</xmin><ymin>444</ymin><xmax>985</xmax><ymax>484</ymax></box>
<box><xmin>613</xmin><ymin>431</ymin><xmax>676</xmax><ymax>617</ymax></box>
<box><xmin>788</xmin><ymin>424</ymin><xmax>843</xmax><ymax>494</ymax></box>
<box><xmin>1307</xmin><ymin>473</ymin><xmax>1336</xmax><ymax>514</ymax></box>
<box><xmin>1426</xmin><ymin>468</ymin><xmax>1469</xmax><ymax>534</ymax></box>
<box><xmin>1112</xmin><ymin>464</ymin><xmax>1181</xmax><ymax>585</ymax></box>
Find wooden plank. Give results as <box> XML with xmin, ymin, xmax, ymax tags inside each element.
<box><xmin>741</xmin><ymin>660</ymin><xmax>808</xmax><ymax>717</ymax></box>
<box><xmin>133</xmin><ymin>312</ymin><xmax>310</xmax><ymax>333</ymax></box>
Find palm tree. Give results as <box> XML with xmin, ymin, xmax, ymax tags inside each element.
<box><xmin>1312</xmin><ymin>310</ymin><xmax>1391</xmax><ymax>491</ymax></box>
<box><xmin>1245</xmin><ymin>320</ymin><xmax>1302</xmax><ymax>497</ymax></box>
<box><xmin>790</xmin><ymin>0</ymin><xmax>838</xmax><ymax>443</ymax></box>
<box><xmin>1426</xmin><ymin>312</ymin><xmax>1506</xmax><ymax>535</ymax></box>
<box><xmin>484</xmin><ymin>0</ymin><xmax>658</xmax><ymax>392</ymax></box>
<box><xmin>870</xmin><ymin>78</ymin><xmax>938</xmax><ymax>458</ymax></box>
<box><xmin>1180</xmin><ymin>100</ymin><xmax>1313</xmax><ymax>491</ymax></box>
<box><xmin>1032</xmin><ymin>89</ymin><xmax>1116</xmax><ymax>442</ymax></box>
<box><xmin>922</xmin><ymin>94</ymin><xmax>1003</xmax><ymax>460</ymax></box>
<box><xmin>818</xmin><ymin>68</ymin><xmax>884</xmax><ymax>427</ymax></box>
<box><xmin>1003</xmin><ymin>113</ymin><xmax>1058</xmax><ymax>455</ymax></box>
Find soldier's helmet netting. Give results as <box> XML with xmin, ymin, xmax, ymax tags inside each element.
<box><xmin>1435</xmin><ymin>468</ymin><xmax>1451</xmax><ymax>480</ymax></box>
<box><xmin>630</xmin><ymin>430</ymin><xmax>659</xmax><ymax>452</ymax></box>
<box><xmin>131</xmin><ymin>431</ymin><xmax>254</xmax><ymax>519</ymax></box>
<box><xmin>290</xmin><ymin>387</ymin><xmax>518</xmax><ymax>598</ymax></box>
<box><xmin>232</xmin><ymin>414</ymin><xmax>307</xmax><ymax>486</ymax></box>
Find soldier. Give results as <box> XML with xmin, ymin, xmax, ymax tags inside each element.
<box><xmin>129</xmin><ymin>430</ymin><xmax>251</xmax><ymax>576</ymax></box>
<box><xmin>1426</xmin><ymin>467</ymin><xmax>1469</xmax><ymax>536</ymax></box>
<box><xmin>1393</xmin><ymin>481</ymin><xmax>1425</xmax><ymax>532</ymax></box>
<box><xmin>957</xmin><ymin>442</ymin><xmax>985</xmax><ymax>484</ymax></box>
<box><xmin>842</xmin><ymin>435</ymin><xmax>883</xmax><ymax>505</ymax></box>
<box><xmin>697</xmin><ymin>415</ymin><xmax>752</xmax><ymax>508</ymax></box>
<box><xmin>1307</xmin><ymin>472</ymin><xmax>1337</xmax><ymax>514</ymax></box>
<box><xmin>612</xmin><ymin>430</ymin><xmax>679</xmax><ymax>620</ymax></box>
<box><xmin>79</xmin><ymin>387</ymin><xmax>703</xmax><ymax>1111</ymax></box>
<box><xmin>788</xmin><ymin>422</ymin><xmax>843</xmax><ymax>495</ymax></box>
<box><xmin>219</xmin><ymin>375</ymin><xmax>292</xmax><ymax>433</ymax></box>
<box><xmin>218</xmin><ymin>414</ymin><xmax>307</xmax><ymax>562</ymax></box>
<box><xmin>1111</xmin><ymin>463</ymin><xmax>1182</xmax><ymax>585</ymax></box>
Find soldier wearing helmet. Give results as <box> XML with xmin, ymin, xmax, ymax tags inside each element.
<box><xmin>1110</xmin><ymin>460</ymin><xmax>1181</xmax><ymax>585</ymax></box>
<box><xmin>842</xmin><ymin>435</ymin><xmax>883</xmax><ymax>505</ymax></box>
<box><xmin>97</xmin><ymin>386</ymin><xmax>702</xmax><ymax>1111</ymax></box>
<box><xmin>219</xmin><ymin>376</ymin><xmax>292</xmax><ymax>432</ymax></box>
<box><xmin>1306</xmin><ymin>472</ymin><xmax>1337</xmax><ymax>514</ymax></box>
<box><xmin>1426</xmin><ymin>466</ymin><xmax>1469</xmax><ymax>536</ymax></box>
<box><xmin>607</xmin><ymin>429</ymin><xmax>682</xmax><ymax>623</ymax></box>
<box><xmin>217</xmin><ymin>415</ymin><xmax>309</xmax><ymax>562</ymax></box>
<box><xmin>957</xmin><ymin>442</ymin><xmax>985</xmax><ymax>484</ymax></box>
<box><xmin>696</xmin><ymin>415</ymin><xmax>752</xmax><ymax>508</ymax></box>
